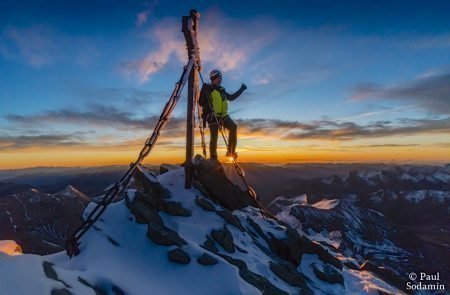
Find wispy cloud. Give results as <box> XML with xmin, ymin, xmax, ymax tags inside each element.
<box><xmin>0</xmin><ymin>25</ymin><xmax>57</xmax><ymax>67</ymax></box>
<box><xmin>235</xmin><ymin>117</ymin><xmax>450</xmax><ymax>141</ymax></box>
<box><xmin>5</xmin><ymin>104</ymin><xmax>185</xmax><ymax>134</ymax></box>
<box><xmin>0</xmin><ymin>24</ymin><xmax>100</xmax><ymax>68</ymax></box>
<box><xmin>4</xmin><ymin>106</ymin><xmax>449</xmax><ymax>151</ymax></box>
<box><xmin>280</xmin><ymin>117</ymin><xmax>450</xmax><ymax>140</ymax></box>
<box><xmin>0</xmin><ymin>133</ymin><xmax>88</xmax><ymax>151</ymax></box>
<box><xmin>122</xmin><ymin>8</ymin><xmax>279</xmax><ymax>81</ymax></box>
<box><xmin>67</xmin><ymin>82</ymin><xmax>169</xmax><ymax>107</ymax></box>
<box><xmin>350</xmin><ymin>71</ymin><xmax>450</xmax><ymax>114</ymax></box>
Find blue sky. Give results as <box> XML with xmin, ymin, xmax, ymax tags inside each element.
<box><xmin>1</xmin><ymin>0</ymin><xmax>450</xmax><ymax>167</ymax></box>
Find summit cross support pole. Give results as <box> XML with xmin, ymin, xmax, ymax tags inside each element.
<box><xmin>182</xmin><ymin>9</ymin><xmax>201</xmax><ymax>189</ymax></box>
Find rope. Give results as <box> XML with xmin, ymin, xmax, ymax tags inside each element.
<box><xmin>198</xmin><ymin>72</ymin><xmax>275</xmax><ymax>219</ymax></box>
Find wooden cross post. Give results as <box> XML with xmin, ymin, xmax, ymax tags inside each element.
<box><xmin>182</xmin><ymin>9</ymin><xmax>201</xmax><ymax>189</ymax></box>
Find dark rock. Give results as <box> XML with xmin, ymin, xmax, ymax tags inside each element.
<box><xmin>147</xmin><ymin>222</ymin><xmax>186</xmax><ymax>246</ymax></box>
<box><xmin>360</xmin><ymin>261</ymin><xmax>405</xmax><ymax>290</ymax></box>
<box><xmin>168</xmin><ymin>248</ymin><xmax>191</xmax><ymax>264</ymax></box>
<box><xmin>197</xmin><ymin>253</ymin><xmax>218</xmax><ymax>265</ymax></box>
<box><xmin>51</xmin><ymin>289</ymin><xmax>72</xmax><ymax>295</ymax></box>
<box><xmin>134</xmin><ymin>191</ymin><xmax>159</xmax><ymax>209</ymax></box>
<box><xmin>235</xmin><ymin>244</ymin><xmax>248</xmax><ymax>254</ymax></box>
<box><xmin>307</xmin><ymin>242</ymin><xmax>342</xmax><ymax>271</ymax></box>
<box><xmin>162</xmin><ymin>201</ymin><xmax>192</xmax><ymax>217</ymax></box>
<box><xmin>312</xmin><ymin>263</ymin><xmax>344</xmax><ymax>285</ymax></box>
<box><xmin>43</xmin><ymin>261</ymin><xmax>58</xmax><ymax>281</ymax></box>
<box><xmin>219</xmin><ymin>254</ymin><xmax>247</xmax><ymax>270</ymax></box>
<box><xmin>269</xmin><ymin>261</ymin><xmax>309</xmax><ymax>288</ymax></box>
<box><xmin>215</xmin><ymin>254</ymin><xmax>291</xmax><ymax>295</ymax></box>
<box><xmin>160</xmin><ymin>166</ymin><xmax>169</xmax><ymax>175</ymax></box>
<box><xmin>192</xmin><ymin>181</ymin><xmax>214</xmax><ymax>199</ymax></box>
<box><xmin>267</xmin><ymin>228</ymin><xmax>305</xmax><ymax>266</ymax></box>
<box><xmin>268</xmin><ymin>227</ymin><xmax>342</xmax><ymax>269</ymax></box>
<box><xmin>159</xmin><ymin>164</ymin><xmax>179</xmax><ymax>175</ymax></box>
<box><xmin>195</xmin><ymin>197</ymin><xmax>216</xmax><ymax>211</ymax></box>
<box><xmin>211</xmin><ymin>226</ymin><xmax>235</xmax><ymax>253</ymax></box>
<box><xmin>343</xmin><ymin>260</ymin><xmax>360</xmax><ymax>270</ymax></box>
<box><xmin>112</xmin><ymin>285</ymin><xmax>126</xmax><ymax>295</ymax></box>
<box><xmin>192</xmin><ymin>155</ymin><xmax>258</xmax><ymax>211</ymax></box>
<box><xmin>107</xmin><ymin>236</ymin><xmax>120</xmax><ymax>247</ymax></box>
<box><xmin>247</xmin><ymin>217</ymin><xmax>270</xmax><ymax>240</ymax></box>
<box><xmin>202</xmin><ymin>236</ymin><xmax>219</xmax><ymax>253</ymax></box>
<box><xmin>133</xmin><ymin>166</ymin><xmax>170</xmax><ymax>206</ymax></box>
<box><xmin>240</xmin><ymin>268</ymin><xmax>289</xmax><ymax>295</ymax></box>
<box><xmin>126</xmin><ymin>193</ymin><xmax>163</xmax><ymax>225</ymax></box>
<box><xmin>43</xmin><ymin>261</ymin><xmax>71</xmax><ymax>288</ymax></box>
<box><xmin>77</xmin><ymin>277</ymin><xmax>106</xmax><ymax>295</ymax></box>
<box><xmin>216</xmin><ymin>210</ymin><xmax>245</xmax><ymax>231</ymax></box>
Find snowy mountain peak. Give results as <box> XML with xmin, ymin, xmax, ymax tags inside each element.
<box><xmin>0</xmin><ymin>158</ymin><xmax>403</xmax><ymax>294</ymax></box>
<box><xmin>54</xmin><ymin>185</ymin><xmax>89</xmax><ymax>201</ymax></box>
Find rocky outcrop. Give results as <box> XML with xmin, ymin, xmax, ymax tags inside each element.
<box><xmin>147</xmin><ymin>222</ymin><xmax>186</xmax><ymax>247</ymax></box>
<box><xmin>312</xmin><ymin>263</ymin><xmax>344</xmax><ymax>285</ymax></box>
<box><xmin>168</xmin><ymin>248</ymin><xmax>191</xmax><ymax>264</ymax></box>
<box><xmin>192</xmin><ymin>155</ymin><xmax>258</xmax><ymax>211</ymax></box>
<box><xmin>197</xmin><ymin>253</ymin><xmax>218</xmax><ymax>265</ymax></box>
<box><xmin>211</xmin><ymin>226</ymin><xmax>235</xmax><ymax>253</ymax></box>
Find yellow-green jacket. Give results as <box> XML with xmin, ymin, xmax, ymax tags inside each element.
<box><xmin>199</xmin><ymin>83</ymin><xmax>246</xmax><ymax>120</ymax></box>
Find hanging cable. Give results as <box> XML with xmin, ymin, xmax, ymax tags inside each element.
<box><xmin>198</xmin><ymin>72</ymin><xmax>275</xmax><ymax>219</ymax></box>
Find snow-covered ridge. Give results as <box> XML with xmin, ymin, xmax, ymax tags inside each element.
<box><xmin>0</xmin><ymin>163</ymin><xmax>402</xmax><ymax>294</ymax></box>
<box><xmin>52</xmin><ymin>185</ymin><xmax>90</xmax><ymax>201</ymax></box>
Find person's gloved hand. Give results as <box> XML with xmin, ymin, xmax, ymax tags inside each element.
<box><xmin>241</xmin><ymin>83</ymin><xmax>247</xmax><ymax>91</ymax></box>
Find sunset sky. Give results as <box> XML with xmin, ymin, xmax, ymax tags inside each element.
<box><xmin>1</xmin><ymin>0</ymin><xmax>449</xmax><ymax>168</ymax></box>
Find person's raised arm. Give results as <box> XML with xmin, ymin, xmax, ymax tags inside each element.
<box><xmin>225</xmin><ymin>83</ymin><xmax>247</xmax><ymax>101</ymax></box>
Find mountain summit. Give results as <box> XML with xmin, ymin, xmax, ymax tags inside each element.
<box><xmin>0</xmin><ymin>157</ymin><xmax>401</xmax><ymax>294</ymax></box>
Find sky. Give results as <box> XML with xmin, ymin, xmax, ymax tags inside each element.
<box><xmin>0</xmin><ymin>0</ymin><xmax>449</xmax><ymax>168</ymax></box>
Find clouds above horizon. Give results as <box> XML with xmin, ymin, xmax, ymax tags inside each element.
<box><xmin>351</xmin><ymin>71</ymin><xmax>450</xmax><ymax>115</ymax></box>
<box><xmin>1</xmin><ymin>1</ymin><xmax>450</xmax><ymax>165</ymax></box>
<box><xmin>3</xmin><ymin>103</ymin><xmax>450</xmax><ymax>152</ymax></box>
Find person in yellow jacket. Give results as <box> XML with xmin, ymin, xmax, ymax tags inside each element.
<box><xmin>199</xmin><ymin>69</ymin><xmax>247</xmax><ymax>161</ymax></box>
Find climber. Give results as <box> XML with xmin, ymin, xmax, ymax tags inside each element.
<box><xmin>199</xmin><ymin>69</ymin><xmax>247</xmax><ymax>161</ymax></box>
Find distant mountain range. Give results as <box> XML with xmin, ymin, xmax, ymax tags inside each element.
<box><xmin>0</xmin><ymin>162</ymin><xmax>408</xmax><ymax>294</ymax></box>
<box><xmin>0</xmin><ymin>162</ymin><xmax>448</xmax><ymax>286</ymax></box>
<box><xmin>0</xmin><ymin>184</ymin><xmax>89</xmax><ymax>254</ymax></box>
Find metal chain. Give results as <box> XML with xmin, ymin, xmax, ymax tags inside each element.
<box><xmin>65</xmin><ymin>57</ymin><xmax>196</xmax><ymax>257</ymax></box>
<box><xmin>198</xmin><ymin>72</ymin><xmax>275</xmax><ymax>220</ymax></box>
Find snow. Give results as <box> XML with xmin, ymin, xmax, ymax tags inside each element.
<box><xmin>299</xmin><ymin>254</ymin><xmax>345</xmax><ymax>294</ymax></box>
<box><xmin>404</xmin><ymin>190</ymin><xmax>450</xmax><ymax>204</ymax></box>
<box><xmin>432</xmin><ymin>172</ymin><xmax>450</xmax><ymax>183</ymax></box>
<box><xmin>306</xmin><ymin>229</ymin><xmax>342</xmax><ymax>249</ymax></box>
<box><xmin>299</xmin><ymin>254</ymin><xmax>402</xmax><ymax>294</ymax></box>
<box><xmin>310</xmin><ymin>199</ymin><xmax>340</xmax><ymax>210</ymax></box>
<box><xmin>0</xmin><ymin>253</ymin><xmax>64</xmax><ymax>294</ymax></box>
<box><xmin>342</xmin><ymin>269</ymin><xmax>404</xmax><ymax>294</ymax></box>
<box><xmin>399</xmin><ymin>173</ymin><xmax>419</xmax><ymax>182</ymax></box>
<box><xmin>0</xmin><ymin>166</ymin><xmax>402</xmax><ymax>295</ymax></box>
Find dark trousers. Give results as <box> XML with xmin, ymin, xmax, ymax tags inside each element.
<box><xmin>209</xmin><ymin>116</ymin><xmax>237</xmax><ymax>158</ymax></box>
